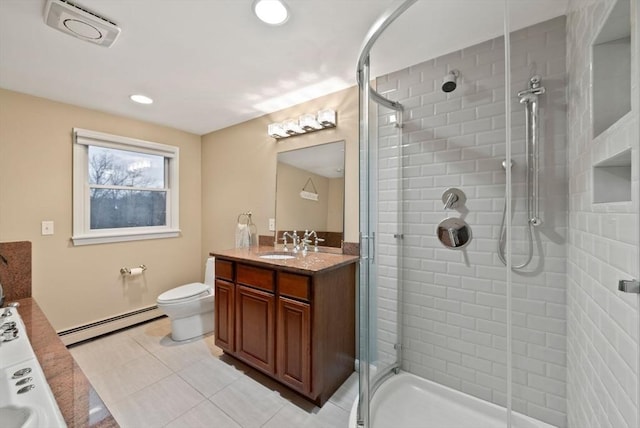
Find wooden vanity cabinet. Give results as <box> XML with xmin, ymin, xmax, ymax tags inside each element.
<box><xmin>213</xmin><ymin>256</ymin><xmax>356</xmax><ymax>406</ymax></box>
<box><xmin>214</xmin><ymin>259</ymin><xmax>235</xmax><ymax>353</ymax></box>
<box><xmin>277</xmin><ymin>272</ymin><xmax>312</xmax><ymax>394</ymax></box>
<box><xmin>235</xmin><ymin>263</ymin><xmax>276</xmax><ymax>374</ymax></box>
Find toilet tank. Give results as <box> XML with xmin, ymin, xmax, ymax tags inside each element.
<box><xmin>204</xmin><ymin>257</ymin><xmax>215</xmax><ymax>286</ymax></box>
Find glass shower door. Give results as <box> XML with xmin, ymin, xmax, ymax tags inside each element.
<box><xmin>357</xmin><ymin>57</ymin><xmax>403</xmax><ymax>428</ymax></box>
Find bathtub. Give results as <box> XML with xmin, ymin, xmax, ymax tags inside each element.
<box><xmin>349</xmin><ymin>372</ymin><xmax>557</xmax><ymax>428</ymax></box>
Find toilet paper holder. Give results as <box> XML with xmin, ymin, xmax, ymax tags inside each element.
<box><xmin>120</xmin><ymin>265</ymin><xmax>147</xmax><ymax>275</ymax></box>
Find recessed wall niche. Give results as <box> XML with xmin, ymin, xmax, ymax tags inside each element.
<box><xmin>592</xmin><ymin>0</ymin><xmax>631</xmax><ymax>137</ymax></box>
<box><xmin>593</xmin><ymin>149</ymin><xmax>632</xmax><ymax>203</ymax></box>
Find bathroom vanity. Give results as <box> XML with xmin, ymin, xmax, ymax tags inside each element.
<box><xmin>210</xmin><ymin>247</ymin><xmax>357</xmax><ymax>406</ymax></box>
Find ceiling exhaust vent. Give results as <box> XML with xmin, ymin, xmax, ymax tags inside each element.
<box><xmin>43</xmin><ymin>0</ymin><xmax>121</xmax><ymax>47</ymax></box>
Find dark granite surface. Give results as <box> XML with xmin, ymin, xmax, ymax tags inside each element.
<box><xmin>211</xmin><ymin>246</ymin><xmax>359</xmax><ymax>274</ymax></box>
<box><xmin>16</xmin><ymin>298</ymin><xmax>118</xmax><ymax>428</ymax></box>
<box><xmin>0</xmin><ymin>241</ymin><xmax>32</xmax><ymax>301</ymax></box>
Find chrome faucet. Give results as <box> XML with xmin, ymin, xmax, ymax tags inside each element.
<box><xmin>281</xmin><ymin>231</ymin><xmax>293</xmax><ymax>251</ymax></box>
<box><xmin>304</xmin><ymin>230</ymin><xmax>325</xmax><ymax>252</ymax></box>
<box><xmin>282</xmin><ymin>231</ymin><xmax>301</xmax><ymax>253</ymax></box>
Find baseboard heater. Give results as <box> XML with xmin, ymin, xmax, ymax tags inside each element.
<box><xmin>58</xmin><ymin>305</ymin><xmax>164</xmax><ymax>346</ymax></box>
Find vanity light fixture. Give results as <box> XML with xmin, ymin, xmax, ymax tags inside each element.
<box><xmin>317</xmin><ymin>109</ymin><xmax>336</xmax><ymax>127</ymax></box>
<box><xmin>299</xmin><ymin>113</ymin><xmax>323</xmax><ymax>131</ymax></box>
<box><xmin>268</xmin><ymin>109</ymin><xmax>337</xmax><ymax>140</ymax></box>
<box><xmin>268</xmin><ymin>123</ymin><xmax>289</xmax><ymax>138</ymax></box>
<box><xmin>253</xmin><ymin>0</ymin><xmax>289</xmax><ymax>26</ymax></box>
<box><xmin>282</xmin><ymin>119</ymin><xmax>305</xmax><ymax>135</ymax></box>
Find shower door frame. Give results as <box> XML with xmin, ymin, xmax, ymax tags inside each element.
<box><xmin>356</xmin><ymin>2</ymin><xmax>417</xmax><ymax>426</ymax></box>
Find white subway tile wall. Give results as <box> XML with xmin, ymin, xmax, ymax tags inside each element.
<box><xmin>566</xmin><ymin>0</ymin><xmax>639</xmax><ymax>427</ymax></box>
<box><xmin>373</xmin><ymin>17</ymin><xmax>569</xmax><ymax>427</ymax></box>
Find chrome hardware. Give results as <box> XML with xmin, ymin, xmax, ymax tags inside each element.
<box><xmin>291</xmin><ymin>230</ymin><xmax>300</xmax><ymax>253</ymax></box>
<box><xmin>1</xmin><ymin>327</ymin><xmax>18</xmax><ymax>341</ymax></box>
<box><xmin>618</xmin><ymin>279</ymin><xmax>640</xmax><ymax>294</ymax></box>
<box><xmin>17</xmin><ymin>384</ymin><xmax>36</xmax><ymax>394</ymax></box>
<box><xmin>360</xmin><ymin>233</ymin><xmax>376</xmax><ymax>262</ymax></box>
<box><xmin>12</xmin><ymin>368</ymin><xmax>32</xmax><ymax>378</ymax></box>
<box><xmin>1</xmin><ymin>320</ymin><xmax>18</xmax><ymax>341</ymax></box>
<box><xmin>2</xmin><ymin>302</ymin><xmax>19</xmax><ymax>318</ymax></box>
<box><xmin>283</xmin><ymin>231</ymin><xmax>296</xmax><ymax>251</ymax></box>
<box><xmin>442</xmin><ymin>188</ymin><xmax>466</xmax><ymax>210</ymax></box>
<box><xmin>120</xmin><ymin>265</ymin><xmax>147</xmax><ymax>275</ymax></box>
<box><xmin>303</xmin><ymin>230</ymin><xmax>325</xmax><ymax>252</ymax></box>
<box><xmin>437</xmin><ymin>218</ymin><xmax>472</xmax><ymax>249</ymax></box>
<box><xmin>15</xmin><ymin>377</ymin><xmax>33</xmax><ymax>386</ymax></box>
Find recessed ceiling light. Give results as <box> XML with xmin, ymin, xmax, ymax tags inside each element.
<box><xmin>253</xmin><ymin>0</ymin><xmax>289</xmax><ymax>25</ymax></box>
<box><xmin>130</xmin><ymin>94</ymin><xmax>153</xmax><ymax>105</ymax></box>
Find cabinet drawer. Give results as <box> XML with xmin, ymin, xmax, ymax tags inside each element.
<box><xmin>215</xmin><ymin>259</ymin><xmax>234</xmax><ymax>281</ymax></box>
<box><xmin>279</xmin><ymin>272</ymin><xmax>310</xmax><ymax>302</ymax></box>
<box><xmin>237</xmin><ymin>264</ymin><xmax>275</xmax><ymax>293</ymax></box>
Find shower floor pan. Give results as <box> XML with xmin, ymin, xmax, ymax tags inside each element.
<box><xmin>349</xmin><ymin>372</ymin><xmax>556</xmax><ymax>428</ymax></box>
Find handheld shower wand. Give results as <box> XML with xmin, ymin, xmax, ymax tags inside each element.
<box><xmin>498</xmin><ymin>76</ymin><xmax>545</xmax><ymax>270</ymax></box>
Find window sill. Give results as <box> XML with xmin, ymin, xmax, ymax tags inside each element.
<box><xmin>72</xmin><ymin>229</ymin><xmax>181</xmax><ymax>246</ymax></box>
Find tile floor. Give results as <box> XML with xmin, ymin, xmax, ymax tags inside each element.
<box><xmin>69</xmin><ymin>317</ymin><xmax>358</xmax><ymax>428</ymax></box>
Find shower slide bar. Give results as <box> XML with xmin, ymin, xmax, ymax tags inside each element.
<box><xmin>518</xmin><ymin>75</ymin><xmax>545</xmax><ymax>228</ymax></box>
<box><xmin>498</xmin><ymin>75</ymin><xmax>546</xmax><ymax>270</ymax></box>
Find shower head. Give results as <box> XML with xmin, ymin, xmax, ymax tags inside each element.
<box><xmin>442</xmin><ymin>69</ymin><xmax>460</xmax><ymax>93</ymax></box>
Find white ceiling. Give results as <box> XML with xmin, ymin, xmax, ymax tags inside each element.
<box><xmin>0</xmin><ymin>0</ymin><xmax>568</xmax><ymax>135</ymax></box>
<box><xmin>278</xmin><ymin>141</ymin><xmax>345</xmax><ymax>178</ymax></box>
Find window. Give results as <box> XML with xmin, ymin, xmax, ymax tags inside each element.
<box><xmin>73</xmin><ymin>128</ymin><xmax>180</xmax><ymax>245</ymax></box>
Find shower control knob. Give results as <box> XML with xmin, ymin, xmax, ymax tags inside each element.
<box><xmin>437</xmin><ymin>218</ymin><xmax>472</xmax><ymax>250</ymax></box>
<box><xmin>442</xmin><ymin>188</ymin><xmax>466</xmax><ymax>210</ymax></box>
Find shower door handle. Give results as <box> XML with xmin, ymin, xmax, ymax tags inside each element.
<box><xmin>360</xmin><ymin>233</ymin><xmax>375</xmax><ymax>262</ymax></box>
<box><xmin>618</xmin><ymin>279</ymin><xmax>640</xmax><ymax>294</ymax></box>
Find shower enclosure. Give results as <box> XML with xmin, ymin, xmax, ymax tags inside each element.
<box><xmin>355</xmin><ymin>1</ymin><xmax>639</xmax><ymax>427</ymax></box>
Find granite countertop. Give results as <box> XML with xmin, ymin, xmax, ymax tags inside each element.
<box><xmin>16</xmin><ymin>298</ymin><xmax>118</xmax><ymax>428</ymax></box>
<box><xmin>211</xmin><ymin>246</ymin><xmax>359</xmax><ymax>274</ymax></box>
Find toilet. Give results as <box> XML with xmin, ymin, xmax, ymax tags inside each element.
<box><xmin>157</xmin><ymin>257</ymin><xmax>215</xmax><ymax>341</ymax></box>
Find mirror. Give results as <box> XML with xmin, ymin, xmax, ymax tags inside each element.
<box><xmin>276</xmin><ymin>141</ymin><xmax>345</xmax><ymax>248</ymax></box>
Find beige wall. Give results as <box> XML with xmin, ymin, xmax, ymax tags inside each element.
<box><xmin>0</xmin><ymin>84</ymin><xmax>359</xmax><ymax>330</ymax></box>
<box><xmin>201</xmin><ymin>86</ymin><xmax>359</xmax><ymax>255</ymax></box>
<box><xmin>0</xmin><ymin>89</ymin><xmax>202</xmax><ymax>331</ymax></box>
<box><xmin>327</xmin><ymin>177</ymin><xmax>344</xmax><ymax>232</ymax></box>
<box><xmin>276</xmin><ymin>162</ymin><xmax>330</xmax><ymax>232</ymax></box>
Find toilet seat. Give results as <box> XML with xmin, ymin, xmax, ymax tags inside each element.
<box><xmin>157</xmin><ymin>283</ymin><xmax>212</xmax><ymax>305</ymax></box>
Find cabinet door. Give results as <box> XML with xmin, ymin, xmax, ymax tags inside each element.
<box><xmin>236</xmin><ymin>285</ymin><xmax>275</xmax><ymax>374</ymax></box>
<box><xmin>214</xmin><ymin>279</ymin><xmax>235</xmax><ymax>352</ymax></box>
<box><xmin>277</xmin><ymin>296</ymin><xmax>311</xmax><ymax>394</ymax></box>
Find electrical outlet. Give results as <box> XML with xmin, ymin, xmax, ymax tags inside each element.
<box><xmin>268</xmin><ymin>218</ymin><xmax>276</xmax><ymax>231</ymax></box>
<box><xmin>41</xmin><ymin>220</ymin><xmax>54</xmax><ymax>236</ymax></box>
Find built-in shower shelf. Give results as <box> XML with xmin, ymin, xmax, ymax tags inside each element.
<box><xmin>591</xmin><ymin>0</ymin><xmax>631</xmax><ymax>138</ymax></box>
<box><xmin>593</xmin><ymin>149</ymin><xmax>632</xmax><ymax>203</ymax></box>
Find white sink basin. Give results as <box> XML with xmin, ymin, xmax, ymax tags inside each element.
<box><xmin>0</xmin><ymin>307</ymin><xmax>67</xmax><ymax>428</ymax></box>
<box><xmin>258</xmin><ymin>252</ymin><xmax>296</xmax><ymax>260</ymax></box>
<box><xmin>0</xmin><ymin>405</ymin><xmax>37</xmax><ymax>428</ymax></box>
